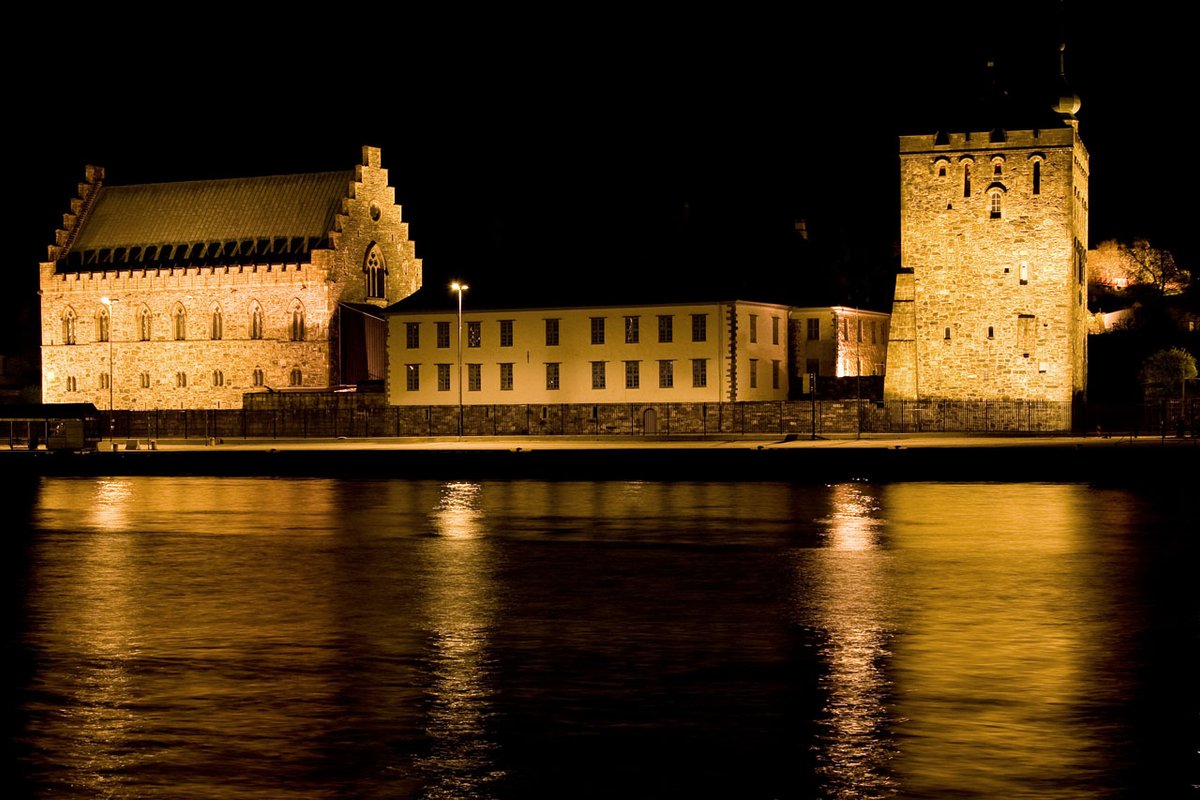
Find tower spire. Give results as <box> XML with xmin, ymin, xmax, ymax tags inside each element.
<box><xmin>1052</xmin><ymin>41</ymin><xmax>1081</xmax><ymax>122</ymax></box>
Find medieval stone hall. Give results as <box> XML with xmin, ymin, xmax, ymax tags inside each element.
<box><xmin>883</xmin><ymin>60</ymin><xmax>1089</xmax><ymax>425</ymax></box>
<box><xmin>39</xmin><ymin>146</ymin><xmax>421</xmax><ymax>410</ymax></box>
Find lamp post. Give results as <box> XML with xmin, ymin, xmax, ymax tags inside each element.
<box><xmin>100</xmin><ymin>296</ymin><xmax>119</xmax><ymax>448</ymax></box>
<box><xmin>451</xmin><ymin>281</ymin><xmax>468</xmax><ymax>437</ymax></box>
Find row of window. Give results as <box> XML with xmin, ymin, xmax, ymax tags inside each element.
<box><xmin>941</xmin><ymin>315</ymin><xmax>1039</xmax><ymax>344</ymax></box>
<box><xmin>404</xmin><ymin>313</ymin><xmax>783</xmax><ymax>350</ymax></box>
<box><xmin>939</xmin><ymin>158</ymin><xmax>1042</xmax><ymax>197</ymax></box>
<box><xmin>802</xmin><ymin>318</ymin><xmax>886</xmax><ymax>343</ymax></box>
<box><xmin>60</xmin><ymin>368</ymin><xmax>304</xmax><ymax>391</ymax></box>
<box><xmin>404</xmin><ymin>359</ymin><xmax>719</xmax><ymax>392</ymax></box>
<box><xmin>60</xmin><ymin>303</ymin><xmax>307</xmax><ymax>345</ymax></box>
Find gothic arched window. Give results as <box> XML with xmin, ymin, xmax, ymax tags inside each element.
<box><xmin>250</xmin><ymin>303</ymin><xmax>264</xmax><ymax>340</ymax></box>
<box><xmin>138</xmin><ymin>306</ymin><xmax>153</xmax><ymax>341</ymax></box>
<box><xmin>364</xmin><ymin>243</ymin><xmax>387</xmax><ymax>299</ymax></box>
<box><xmin>97</xmin><ymin>307</ymin><xmax>110</xmax><ymax>343</ymax></box>
<box><xmin>211</xmin><ymin>305</ymin><xmax>223</xmax><ymax>340</ymax></box>
<box><xmin>173</xmin><ymin>305</ymin><xmax>187</xmax><ymax>341</ymax></box>
<box><xmin>290</xmin><ymin>302</ymin><xmax>306</xmax><ymax>342</ymax></box>
<box><xmin>62</xmin><ymin>307</ymin><xmax>77</xmax><ymax>345</ymax></box>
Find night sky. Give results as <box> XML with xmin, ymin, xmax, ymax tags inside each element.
<box><xmin>6</xmin><ymin>4</ymin><xmax>1188</xmax><ymax>346</ymax></box>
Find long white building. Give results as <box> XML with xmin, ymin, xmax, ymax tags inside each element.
<box><xmin>386</xmin><ymin>298</ymin><xmax>792</xmax><ymax>406</ymax></box>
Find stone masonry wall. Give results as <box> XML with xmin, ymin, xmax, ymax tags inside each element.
<box><xmin>884</xmin><ymin>126</ymin><xmax>1088</xmax><ymax>406</ymax></box>
<box><xmin>40</xmin><ymin>147</ymin><xmax>421</xmax><ymax>410</ymax></box>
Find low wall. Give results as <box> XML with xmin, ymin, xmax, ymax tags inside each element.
<box><xmin>84</xmin><ymin>396</ymin><xmax>1167</xmax><ymax>440</ymax></box>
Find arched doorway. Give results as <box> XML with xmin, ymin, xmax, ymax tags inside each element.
<box><xmin>643</xmin><ymin>407</ymin><xmax>657</xmax><ymax>435</ymax></box>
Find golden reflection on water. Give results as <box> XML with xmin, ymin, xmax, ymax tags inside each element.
<box><xmin>881</xmin><ymin>483</ymin><xmax>1113</xmax><ymax>798</ymax></box>
<box><xmin>810</xmin><ymin>482</ymin><xmax>898</xmax><ymax>800</ymax></box>
<box><xmin>419</xmin><ymin>481</ymin><xmax>503</xmax><ymax>796</ymax></box>
<box><xmin>28</xmin><ymin>477</ymin><xmax>347</xmax><ymax>799</ymax></box>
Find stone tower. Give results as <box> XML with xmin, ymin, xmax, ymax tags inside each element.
<box><xmin>883</xmin><ymin>47</ymin><xmax>1089</xmax><ymax>428</ymax></box>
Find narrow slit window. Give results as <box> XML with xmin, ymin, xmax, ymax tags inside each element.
<box><xmin>1033</xmin><ymin>161</ymin><xmax>1041</xmax><ymax>195</ymax></box>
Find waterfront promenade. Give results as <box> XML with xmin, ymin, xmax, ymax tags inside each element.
<box><xmin>4</xmin><ymin>432</ymin><xmax>1195</xmax><ymax>483</ymax></box>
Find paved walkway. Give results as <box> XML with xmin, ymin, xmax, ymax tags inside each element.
<box><xmin>121</xmin><ymin>432</ymin><xmax>1197</xmax><ymax>452</ymax></box>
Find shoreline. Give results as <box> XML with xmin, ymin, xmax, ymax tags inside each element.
<box><xmin>3</xmin><ymin>434</ymin><xmax>1195</xmax><ymax>483</ymax></box>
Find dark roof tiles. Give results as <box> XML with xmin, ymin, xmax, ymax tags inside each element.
<box><xmin>71</xmin><ymin>170</ymin><xmax>354</xmax><ymax>253</ymax></box>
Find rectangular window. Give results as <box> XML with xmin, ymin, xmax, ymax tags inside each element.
<box><xmin>405</xmin><ymin>322</ymin><xmax>419</xmax><ymax>349</ymax></box>
<box><xmin>772</xmin><ymin>359</ymin><xmax>781</xmax><ymax>389</ymax></box>
<box><xmin>467</xmin><ymin>321</ymin><xmax>481</xmax><ymax>348</ymax></box>
<box><xmin>659</xmin><ymin>359</ymin><xmax>674</xmax><ymax>388</ymax></box>
<box><xmin>748</xmin><ymin>314</ymin><xmax>758</xmax><ymax>343</ymax></box>
<box><xmin>406</xmin><ymin>364</ymin><xmax>419</xmax><ymax>391</ymax></box>
<box><xmin>749</xmin><ymin>358</ymin><xmax>758</xmax><ymax>389</ymax></box>
<box><xmin>1017</xmin><ymin>314</ymin><xmax>1036</xmax><ymax>354</ymax></box>
<box><xmin>499</xmin><ymin>319</ymin><xmax>514</xmax><ymax>347</ymax></box>
<box><xmin>436</xmin><ymin>321</ymin><xmax>450</xmax><ymax>348</ymax></box>
<box><xmin>841</xmin><ymin>318</ymin><xmax>849</xmax><ymax>341</ymax></box>
<box><xmin>658</xmin><ymin>315</ymin><xmax>673</xmax><ymax>343</ymax></box>
<box><xmin>499</xmin><ymin>362</ymin><xmax>513</xmax><ymax>391</ymax></box>
<box><xmin>692</xmin><ymin>359</ymin><xmax>707</xmax><ymax>388</ymax></box>
<box><xmin>545</xmin><ymin>318</ymin><xmax>560</xmax><ymax>346</ymax></box>
<box><xmin>691</xmin><ymin>314</ymin><xmax>707</xmax><ymax>342</ymax></box>
<box><xmin>857</xmin><ymin>319</ymin><xmax>863</xmax><ymax>342</ymax></box>
<box><xmin>437</xmin><ymin>363</ymin><xmax>451</xmax><ymax>391</ymax></box>
<box><xmin>468</xmin><ymin>363</ymin><xmax>481</xmax><ymax>391</ymax></box>
<box><xmin>625</xmin><ymin>360</ymin><xmax>639</xmax><ymax>389</ymax></box>
<box><xmin>590</xmin><ymin>317</ymin><xmax>605</xmax><ymax>345</ymax></box>
<box><xmin>591</xmin><ymin>361</ymin><xmax>606</xmax><ymax>390</ymax></box>
<box><xmin>624</xmin><ymin>315</ymin><xmax>639</xmax><ymax>344</ymax></box>
<box><xmin>807</xmin><ymin>318</ymin><xmax>819</xmax><ymax>340</ymax></box>
<box><xmin>546</xmin><ymin>362</ymin><xmax>560</xmax><ymax>390</ymax></box>
<box><xmin>772</xmin><ymin>316</ymin><xmax>780</xmax><ymax>345</ymax></box>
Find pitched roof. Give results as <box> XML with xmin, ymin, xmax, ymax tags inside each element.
<box><xmin>66</xmin><ymin>170</ymin><xmax>354</xmax><ymax>264</ymax></box>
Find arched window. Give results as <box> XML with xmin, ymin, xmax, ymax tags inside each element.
<box><xmin>1019</xmin><ymin>262</ymin><xmax>1030</xmax><ymax>285</ymax></box>
<box><xmin>140</xmin><ymin>372</ymin><xmax>151</xmax><ymax>388</ymax></box>
<box><xmin>62</xmin><ymin>307</ymin><xmax>77</xmax><ymax>345</ymax></box>
<box><xmin>963</xmin><ymin>162</ymin><xmax>972</xmax><ymax>197</ymax></box>
<box><xmin>97</xmin><ymin>307</ymin><xmax>110</xmax><ymax>343</ymax></box>
<box><xmin>289</xmin><ymin>368</ymin><xmax>302</xmax><ymax>386</ymax></box>
<box><xmin>212</xmin><ymin>370</ymin><xmax>224</xmax><ymax>387</ymax></box>
<box><xmin>250</xmin><ymin>303</ymin><xmax>264</xmax><ymax>340</ymax></box>
<box><xmin>989</xmin><ymin>192</ymin><xmax>1002</xmax><ymax>219</ymax></box>
<box><xmin>176</xmin><ymin>371</ymin><xmax>187</xmax><ymax>388</ymax></box>
<box><xmin>99</xmin><ymin>372</ymin><xmax>110</xmax><ymax>390</ymax></box>
<box><xmin>138</xmin><ymin>306</ymin><xmax>152</xmax><ymax>341</ymax></box>
<box><xmin>66</xmin><ymin>375</ymin><xmax>77</xmax><ymax>392</ymax></box>
<box><xmin>173</xmin><ymin>305</ymin><xmax>187</xmax><ymax>341</ymax></box>
<box><xmin>290</xmin><ymin>302</ymin><xmax>305</xmax><ymax>342</ymax></box>
<box><xmin>252</xmin><ymin>368</ymin><xmax>265</xmax><ymax>387</ymax></box>
<box><xmin>364</xmin><ymin>242</ymin><xmax>387</xmax><ymax>299</ymax></box>
<box><xmin>1032</xmin><ymin>160</ymin><xmax>1041</xmax><ymax>195</ymax></box>
<box><xmin>211</xmin><ymin>305</ymin><xmax>223</xmax><ymax>340</ymax></box>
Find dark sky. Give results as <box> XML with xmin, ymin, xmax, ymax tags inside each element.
<box><xmin>6</xmin><ymin>3</ymin><xmax>1188</xmax><ymax>342</ymax></box>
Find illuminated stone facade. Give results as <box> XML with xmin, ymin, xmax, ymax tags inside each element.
<box><xmin>39</xmin><ymin>147</ymin><xmax>421</xmax><ymax>410</ymax></box>
<box><xmin>883</xmin><ymin>124</ymin><xmax>1089</xmax><ymax>415</ymax></box>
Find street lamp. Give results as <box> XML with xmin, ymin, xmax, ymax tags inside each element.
<box><xmin>100</xmin><ymin>296</ymin><xmax>119</xmax><ymax>448</ymax></box>
<box><xmin>450</xmin><ymin>281</ymin><xmax>468</xmax><ymax>437</ymax></box>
